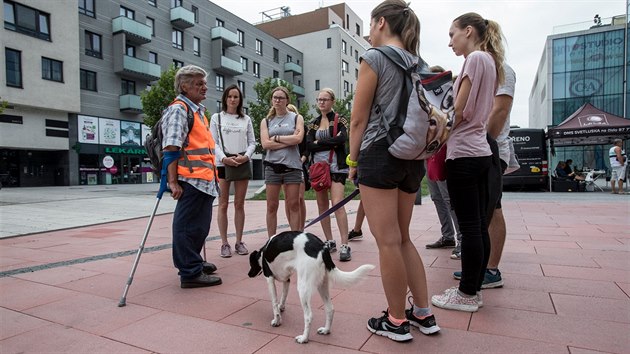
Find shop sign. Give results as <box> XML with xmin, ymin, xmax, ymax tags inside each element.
<box><xmin>109</xmin><ymin>165</ymin><xmax>118</xmax><ymax>174</ymax></box>
<box><xmin>102</xmin><ymin>155</ymin><xmax>114</xmax><ymax>168</ymax></box>
<box><xmin>104</xmin><ymin>147</ymin><xmax>147</xmax><ymax>155</ymax></box>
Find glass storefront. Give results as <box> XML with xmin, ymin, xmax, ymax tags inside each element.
<box><xmin>78</xmin><ymin>146</ymin><xmax>155</xmax><ymax>185</ymax></box>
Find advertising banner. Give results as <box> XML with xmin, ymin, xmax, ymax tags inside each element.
<box><xmin>121</xmin><ymin>121</ymin><xmax>141</xmax><ymax>146</ymax></box>
<box><xmin>141</xmin><ymin>124</ymin><xmax>151</xmax><ymax>146</ymax></box>
<box><xmin>99</xmin><ymin>118</ymin><xmax>120</xmax><ymax>145</ymax></box>
<box><xmin>78</xmin><ymin>115</ymin><xmax>99</xmax><ymax>144</ymax></box>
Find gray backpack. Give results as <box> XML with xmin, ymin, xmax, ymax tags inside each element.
<box><xmin>372</xmin><ymin>46</ymin><xmax>454</xmax><ymax>160</ymax></box>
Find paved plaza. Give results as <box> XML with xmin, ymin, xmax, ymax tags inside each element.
<box><xmin>0</xmin><ymin>184</ymin><xmax>628</xmax><ymax>353</ymax></box>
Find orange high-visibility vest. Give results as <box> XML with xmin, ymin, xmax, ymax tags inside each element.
<box><xmin>171</xmin><ymin>100</ymin><xmax>216</xmax><ymax>182</ymax></box>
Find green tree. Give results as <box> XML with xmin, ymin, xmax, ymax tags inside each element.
<box><xmin>247</xmin><ymin>77</ymin><xmax>312</xmax><ymax>153</ymax></box>
<box><xmin>0</xmin><ymin>97</ymin><xmax>8</xmax><ymax>114</ymax></box>
<box><xmin>333</xmin><ymin>91</ymin><xmax>353</xmax><ymax>120</ymax></box>
<box><xmin>140</xmin><ymin>65</ymin><xmax>178</xmax><ymax>128</ymax></box>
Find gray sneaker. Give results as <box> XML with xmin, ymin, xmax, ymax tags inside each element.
<box><xmin>234</xmin><ymin>241</ymin><xmax>249</xmax><ymax>255</ymax></box>
<box><xmin>339</xmin><ymin>244</ymin><xmax>351</xmax><ymax>262</ymax></box>
<box><xmin>220</xmin><ymin>243</ymin><xmax>232</xmax><ymax>258</ymax></box>
<box><xmin>450</xmin><ymin>244</ymin><xmax>461</xmax><ymax>259</ymax></box>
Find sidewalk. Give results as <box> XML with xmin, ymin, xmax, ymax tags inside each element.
<box><xmin>0</xmin><ymin>186</ymin><xmax>628</xmax><ymax>353</ymax></box>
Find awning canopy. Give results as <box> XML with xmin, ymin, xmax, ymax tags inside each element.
<box><xmin>548</xmin><ymin>103</ymin><xmax>630</xmax><ymax>147</ymax></box>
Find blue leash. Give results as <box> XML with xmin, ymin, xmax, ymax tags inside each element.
<box><xmin>304</xmin><ymin>188</ymin><xmax>360</xmax><ymax>229</ymax></box>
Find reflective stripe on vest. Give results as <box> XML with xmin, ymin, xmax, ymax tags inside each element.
<box><xmin>171</xmin><ymin>100</ymin><xmax>217</xmax><ymax>182</ymax></box>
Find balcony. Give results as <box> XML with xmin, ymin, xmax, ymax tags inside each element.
<box><xmin>284</xmin><ymin>62</ymin><xmax>302</xmax><ymax>76</ymax></box>
<box><xmin>119</xmin><ymin>94</ymin><xmax>143</xmax><ymax>113</ymax></box>
<box><xmin>211</xmin><ymin>27</ymin><xmax>238</xmax><ymax>47</ymax></box>
<box><xmin>212</xmin><ymin>56</ymin><xmax>243</xmax><ymax>76</ymax></box>
<box><xmin>112</xmin><ymin>16</ymin><xmax>151</xmax><ymax>44</ymax></box>
<box><xmin>116</xmin><ymin>55</ymin><xmax>161</xmax><ymax>81</ymax></box>
<box><xmin>292</xmin><ymin>85</ymin><xmax>305</xmax><ymax>97</ymax></box>
<box><xmin>170</xmin><ymin>7</ymin><xmax>194</xmax><ymax>29</ymax></box>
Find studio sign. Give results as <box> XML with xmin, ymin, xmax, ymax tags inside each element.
<box><xmin>570</xmin><ymin>78</ymin><xmax>601</xmax><ymax>96</ymax></box>
<box><xmin>104</xmin><ymin>147</ymin><xmax>146</xmax><ymax>155</ymax></box>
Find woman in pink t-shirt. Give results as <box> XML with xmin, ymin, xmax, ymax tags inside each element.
<box><xmin>431</xmin><ymin>12</ymin><xmax>505</xmax><ymax>313</ymax></box>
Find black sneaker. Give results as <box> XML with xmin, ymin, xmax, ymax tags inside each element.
<box><xmin>181</xmin><ymin>273</ymin><xmax>222</xmax><ymax>288</ymax></box>
<box><xmin>367</xmin><ymin>311</ymin><xmax>413</xmax><ymax>342</ymax></box>
<box><xmin>348</xmin><ymin>229</ymin><xmax>363</xmax><ymax>241</ymax></box>
<box><xmin>202</xmin><ymin>262</ymin><xmax>217</xmax><ymax>275</ymax></box>
<box><xmin>405</xmin><ymin>297</ymin><xmax>440</xmax><ymax>335</ymax></box>
<box><xmin>425</xmin><ymin>237</ymin><xmax>456</xmax><ymax>249</ymax></box>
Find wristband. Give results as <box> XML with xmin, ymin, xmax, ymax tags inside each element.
<box><xmin>346</xmin><ymin>155</ymin><xmax>358</xmax><ymax>167</ymax></box>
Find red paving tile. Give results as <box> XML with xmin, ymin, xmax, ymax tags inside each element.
<box><xmin>1</xmin><ymin>196</ymin><xmax>628</xmax><ymax>353</ymax></box>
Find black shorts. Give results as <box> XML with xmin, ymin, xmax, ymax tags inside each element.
<box><xmin>217</xmin><ymin>166</ymin><xmax>226</xmax><ymax>179</ymax></box>
<box><xmin>331</xmin><ymin>173</ymin><xmax>348</xmax><ymax>185</ymax></box>
<box><xmin>357</xmin><ymin>138</ymin><xmax>424</xmax><ymax>194</ymax></box>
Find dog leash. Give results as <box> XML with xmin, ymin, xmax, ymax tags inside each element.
<box><xmin>304</xmin><ymin>188</ymin><xmax>360</xmax><ymax>229</ymax></box>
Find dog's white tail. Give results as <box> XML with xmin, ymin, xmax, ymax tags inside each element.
<box><xmin>328</xmin><ymin>264</ymin><xmax>375</xmax><ymax>287</ymax></box>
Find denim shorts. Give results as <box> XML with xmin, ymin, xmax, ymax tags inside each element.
<box><xmin>264</xmin><ymin>166</ymin><xmax>303</xmax><ymax>185</ymax></box>
<box><xmin>357</xmin><ymin>138</ymin><xmax>424</xmax><ymax>194</ymax></box>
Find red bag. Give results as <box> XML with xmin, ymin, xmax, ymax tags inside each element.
<box><xmin>427</xmin><ymin>144</ymin><xmax>447</xmax><ymax>181</ymax></box>
<box><xmin>309</xmin><ymin>114</ymin><xmax>338</xmax><ymax>192</ymax></box>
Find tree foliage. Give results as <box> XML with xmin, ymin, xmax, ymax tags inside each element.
<box><xmin>141</xmin><ymin>65</ymin><xmax>178</xmax><ymax>128</ymax></box>
<box><xmin>247</xmin><ymin>77</ymin><xmax>312</xmax><ymax>153</ymax></box>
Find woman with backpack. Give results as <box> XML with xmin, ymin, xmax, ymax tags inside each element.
<box><xmin>430</xmin><ymin>13</ymin><xmax>505</xmax><ymax>313</ymax></box>
<box><xmin>306</xmin><ymin>88</ymin><xmax>351</xmax><ymax>262</ymax></box>
<box><xmin>348</xmin><ymin>0</ymin><xmax>440</xmax><ymax>342</ymax></box>
<box><xmin>210</xmin><ymin>84</ymin><xmax>256</xmax><ymax>258</ymax></box>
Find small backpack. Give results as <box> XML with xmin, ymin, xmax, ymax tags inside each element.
<box><xmin>372</xmin><ymin>46</ymin><xmax>454</xmax><ymax>160</ymax></box>
<box><xmin>143</xmin><ymin>100</ymin><xmax>195</xmax><ymax>179</ymax></box>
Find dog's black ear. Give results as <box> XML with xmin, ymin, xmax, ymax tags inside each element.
<box><xmin>248</xmin><ymin>250</ymin><xmax>262</xmax><ymax>278</ymax></box>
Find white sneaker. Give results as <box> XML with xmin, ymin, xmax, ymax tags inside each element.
<box><xmin>431</xmin><ymin>287</ymin><xmax>479</xmax><ymax>312</ymax></box>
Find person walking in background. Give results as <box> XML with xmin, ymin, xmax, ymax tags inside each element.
<box><xmin>307</xmin><ymin>88</ymin><xmax>351</xmax><ymax>261</ymax></box>
<box><xmin>286</xmin><ymin>103</ymin><xmax>307</xmax><ymax>230</ymax></box>
<box><xmin>431</xmin><ymin>12</ymin><xmax>504</xmax><ymax>312</ymax></box>
<box><xmin>210</xmin><ymin>84</ymin><xmax>256</xmax><ymax>258</ymax></box>
<box><xmin>161</xmin><ymin>65</ymin><xmax>221</xmax><ymax>288</ymax></box>
<box><xmin>609</xmin><ymin>139</ymin><xmax>627</xmax><ymax>194</ymax></box>
<box><xmin>260</xmin><ymin>87</ymin><xmax>305</xmax><ymax>236</ymax></box>
<box><xmin>348</xmin><ymin>0</ymin><xmax>440</xmax><ymax>342</ymax></box>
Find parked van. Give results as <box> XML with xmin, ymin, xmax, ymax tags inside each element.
<box><xmin>503</xmin><ymin>128</ymin><xmax>548</xmax><ymax>190</ymax></box>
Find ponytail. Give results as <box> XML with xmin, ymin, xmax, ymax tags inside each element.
<box><xmin>371</xmin><ymin>0</ymin><xmax>420</xmax><ymax>56</ymax></box>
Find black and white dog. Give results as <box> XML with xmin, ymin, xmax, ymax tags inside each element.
<box><xmin>248</xmin><ymin>231</ymin><xmax>375</xmax><ymax>344</ymax></box>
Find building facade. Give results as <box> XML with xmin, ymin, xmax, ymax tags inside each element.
<box><xmin>256</xmin><ymin>3</ymin><xmax>369</xmax><ymax>114</ymax></box>
<box><xmin>529</xmin><ymin>15</ymin><xmax>629</xmax><ymax>170</ymax></box>
<box><xmin>1</xmin><ymin>0</ymin><xmax>303</xmax><ymax>187</ymax></box>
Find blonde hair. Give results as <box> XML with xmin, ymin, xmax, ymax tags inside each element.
<box><xmin>174</xmin><ymin>65</ymin><xmax>207</xmax><ymax>94</ymax></box>
<box><xmin>318</xmin><ymin>88</ymin><xmax>336</xmax><ymax>101</ymax></box>
<box><xmin>453</xmin><ymin>12</ymin><xmax>505</xmax><ymax>84</ymax></box>
<box><xmin>371</xmin><ymin>0</ymin><xmax>421</xmax><ymax>56</ymax></box>
<box><xmin>286</xmin><ymin>104</ymin><xmax>298</xmax><ymax>113</ymax></box>
<box><xmin>266</xmin><ymin>86</ymin><xmax>292</xmax><ymax>118</ymax></box>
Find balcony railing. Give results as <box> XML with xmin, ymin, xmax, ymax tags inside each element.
<box><xmin>211</xmin><ymin>27</ymin><xmax>238</xmax><ymax>47</ymax></box>
<box><xmin>117</xmin><ymin>55</ymin><xmax>161</xmax><ymax>81</ymax></box>
<box><xmin>292</xmin><ymin>85</ymin><xmax>305</xmax><ymax>96</ymax></box>
<box><xmin>212</xmin><ymin>56</ymin><xmax>243</xmax><ymax>76</ymax></box>
<box><xmin>170</xmin><ymin>7</ymin><xmax>194</xmax><ymax>29</ymax></box>
<box><xmin>284</xmin><ymin>62</ymin><xmax>302</xmax><ymax>75</ymax></box>
<box><xmin>119</xmin><ymin>94</ymin><xmax>143</xmax><ymax>112</ymax></box>
<box><xmin>112</xmin><ymin>16</ymin><xmax>151</xmax><ymax>44</ymax></box>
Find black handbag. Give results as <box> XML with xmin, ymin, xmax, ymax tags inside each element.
<box><xmin>218</xmin><ymin>113</ymin><xmax>252</xmax><ymax>181</ymax></box>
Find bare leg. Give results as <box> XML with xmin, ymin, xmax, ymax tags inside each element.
<box><xmin>266</xmin><ymin>184</ymin><xmax>282</xmax><ymax>236</ymax></box>
<box><xmin>611</xmin><ymin>180</ymin><xmax>617</xmax><ymax>194</ymax></box>
<box><xmin>232</xmin><ymin>179</ymin><xmax>248</xmax><ymax>243</ymax></box>
<box><xmin>487</xmin><ymin>208</ymin><xmax>506</xmax><ymax>269</ymax></box>
<box><xmin>284</xmin><ymin>183</ymin><xmax>302</xmax><ymax>231</ymax></box>
<box><xmin>353</xmin><ymin>201</ymin><xmax>365</xmax><ymax>232</ymax></box>
<box><xmin>299</xmin><ymin>183</ymin><xmax>306</xmax><ymax>230</ymax></box>
<box><xmin>217</xmin><ymin>179</ymin><xmax>231</xmax><ymax>245</ymax></box>
<box><xmin>316</xmin><ymin>189</ymin><xmax>333</xmax><ymax>241</ymax></box>
<box><xmin>330</xmin><ymin>181</ymin><xmax>349</xmax><ymax>244</ymax></box>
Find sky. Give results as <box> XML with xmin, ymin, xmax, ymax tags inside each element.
<box><xmin>210</xmin><ymin>0</ymin><xmax>626</xmax><ymax>128</ymax></box>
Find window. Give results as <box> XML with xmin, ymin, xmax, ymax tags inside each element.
<box><xmin>41</xmin><ymin>57</ymin><xmax>63</xmax><ymax>82</ymax></box>
<box><xmin>172</xmin><ymin>29</ymin><xmax>183</xmax><ymax>50</ymax></box>
<box><xmin>344</xmin><ymin>80</ymin><xmax>349</xmax><ymax>93</ymax></box>
<box><xmin>243</xmin><ymin>106</ymin><xmax>249</xmax><ymax>115</ymax></box>
<box><xmin>148</xmin><ymin>0</ymin><xmax>156</xmax><ymax>7</ymax></box>
<box><xmin>5</xmin><ymin>48</ymin><xmax>22</xmax><ymax>88</ymax></box>
<box><xmin>287</xmin><ymin>55</ymin><xmax>292</xmax><ymax>63</ymax></box>
<box><xmin>193</xmin><ymin>37</ymin><xmax>200</xmax><ymax>56</ymax></box>
<box><xmin>173</xmin><ymin>59</ymin><xmax>184</xmax><ymax>68</ymax></box>
<box><xmin>171</xmin><ymin>0</ymin><xmax>182</xmax><ymax>8</ymax></box>
<box><xmin>126</xmin><ymin>44</ymin><xmax>135</xmax><ymax>57</ymax></box>
<box><xmin>85</xmin><ymin>31</ymin><xmax>102</xmax><ymax>58</ymax></box>
<box><xmin>355</xmin><ymin>50</ymin><xmax>359</xmax><ymax>63</ymax></box>
<box><xmin>253</xmin><ymin>62</ymin><xmax>260</xmax><ymax>78</ymax></box>
<box><xmin>326</xmin><ymin>37</ymin><xmax>331</xmax><ymax>49</ymax></box>
<box><xmin>79</xmin><ymin>0</ymin><xmax>95</xmax><ymax>17</ymax></box>
<box><xmin>355</xmin><ymin>68</ymin><xmax>359</xmax><ymax>80</ymax></box>
<box><xmin>148</xmin><ymin>51</ymin><xmax>157</xmax><ymax>64</ymax></box>
<box><xmin>146</xmin><ymin>17</ymin><xmax>154</xmax><ymax>36</ymax></box>
<box><xmin>273</xmin><ymin>70</ymin><xmax>279</xmax><ymax>78</ymax></box>
<box><xmin>215</xmin><ymin>74</ymin><xmax>224</xmax><ymax>91</ymax></box>
<box><xmin>4</xmin><ymin>1</ymin><xmax>51</xmax><ymax>40</ymax></box>
<box><xmin>80</xmin><ymin>69</ymin><xmax>97</xmax><ymax>91</ymax></box>
<box><xmin>315</xmin><ymin>79</ymin><xmax>320</xmax><ymax>91</ymax></box>
<box><xmin>121</xmin><ymin>79</ymin><xmax>135</xmax><ymax>95</ymax></box>
<box><xmin>238</xmin><ymin>80</ymin><xmax>245</xmax><ymax>97</ymax></box>
<box><xmin>237</xmin><ymin>29</ymin><xmax>244</xmax><ymax>47</ymax></box>
<box><xmin>216</xmin><ymin>18</ymin><xmax>224</xmax><ymax>27</ymax></box>
<box><xmin>256</xmin><ymin>39</ymin><xmax>263</xmax><ymax>55</ymax></box>
<box><xmin>119</xmin><ymin>6</ymin><xmax>134</xmax><ymax>19</ymax></box>
<box><xmin>273</xmin><ymin>48</ymin><xmax>279</xmax><ymax>63</ymax></box>
<box><xmin>241</xmin><ymin>56</ymin><xmax>248</xmax><ymax>71</ymax></box>
<box><xmin>216</xmin><ymin>100</ymin><xmax>221</xmax><ymax>113</ymax></box>
<box><xmin>342</xmin><ymin>40</ymin><xmax>347</xmax><ymax>54</ymax></box>
<box><xmin>356</xmin><ymin>24</ymin><xmax>361</xmax><ymax>36</ymax></box>
<box><xmin>192</xmin><ymin>5</ymin><xmax>198</xmax><ymax>23</ymax></box>
<box><xmin>342</xmin><ymin>60</ymin><xmax>349</xmax><ymax>73</ymax></box>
